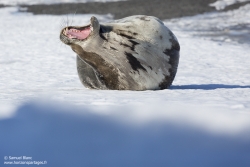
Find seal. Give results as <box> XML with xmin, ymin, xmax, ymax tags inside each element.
<box><xmin>60</xmin><ymin>15</ymin><xmax>180</xmax><ymax>90</ymax></box>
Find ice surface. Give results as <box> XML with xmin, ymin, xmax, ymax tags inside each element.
<box><xmin>0</xmin><ymin>4</ymin><xmax>250</xmax><ymax>166</ymax></box>
<box><xmin>166</xmin><ymin>4</ymin><xmax>250</xmax><ymax>44</ymax></box>
<box><xmin>1</xmin><ymin>102</ymin><xmax>250</xmax><ymax>167</ymax></box>
<box><xmin>210</xmin><ymin>0</ymin><xmax>250</xmax><ymax>10</ymax></box>
<box><xmin>0</xmin><ymin>0</ymin><xmax>125</xmax><ymax>5</ymax></box>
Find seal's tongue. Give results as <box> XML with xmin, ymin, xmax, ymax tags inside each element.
<box><xmin>66</xmin><ymin>27</ymin><xmax>91</xmax><ymax>40</ymax></box>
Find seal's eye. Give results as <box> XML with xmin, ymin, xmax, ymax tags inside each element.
<box><xmin>63</xmin><ymin>26</ymin><xmax>91</xmax><ymax>40</ymax></box>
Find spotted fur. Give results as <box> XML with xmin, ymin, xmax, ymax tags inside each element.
<box><xmin>60</xmin><ymin>15</ymin><xmax>180</xmax><ymax>90</ymax></box>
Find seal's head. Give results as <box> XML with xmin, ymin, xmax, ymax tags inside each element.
<box><xmin>60</xmin><ymin>16</ymin><xmax>119</xmax><ymax>90</ymax></box>
<box><xmin>60</xmin><ymin>16</ymin><xmax>100</xmax><ymax>46</ymax></box>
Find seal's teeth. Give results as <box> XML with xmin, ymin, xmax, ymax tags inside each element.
<box><xmin>64</xmin><ymin>28</ymin><xmax>68</xmax><ymax>35</ymax></box>
<box><xmin>90</xmin><ymin>26</ymin><xmax>93</xmax><ymax>31</ymax></box>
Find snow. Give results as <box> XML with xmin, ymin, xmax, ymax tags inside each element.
<box><xmin>210</xmin><ymin>0</ymin><xmax>250</xmax><ymax>10</ymax></box>
<box><xmin>0</xmin><ymin>3</ymin><xmax>250</xmax><ymax>166</ymax></box>
<box><xmin>0</xmin><ymin>0</ymin><xmax>124</xmax><ymax>5</ymax></box>
<box><xmin>1</xmin><ymin>102</ymin><xmax>250</xmax><ymax>167</ymax></box>
<box><xmin>166</xmin><ymin>4</ymin><xmax>250</xmax><ymax>44</ymax></box>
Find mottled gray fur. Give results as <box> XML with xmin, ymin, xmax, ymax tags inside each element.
<box><xmin>60</xmin><ymin>15</ymin><xmax>180</xmax><ymax>90</ymax></box>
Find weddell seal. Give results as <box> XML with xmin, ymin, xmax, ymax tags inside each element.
<box><xmin>60</xmin><ymin>15</ymin><xmax>180</xmax><ymax>90</ymax></box>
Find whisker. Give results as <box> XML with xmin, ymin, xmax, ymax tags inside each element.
<box><xmin>70</xmin><ymin>9</ymin><xmax>78</xmax><ymax>26</ymax></box>
<box><xmin>59</xmin><ymin>19</ymin><xmax>65</xmax><ymax>29</ymax></box>
<box><xmin>63</xmin><ymin>17</ymin><xmax>66</xmax><ymax>26</ymax></box>
<box><xmin>67</xmin><ymin>14</ymin><xmax>69</xmax><ymax>27</ymax></box>
<box><xmin>60</xmin><ymin>16</ymin><xmax>67</xmax><ymax>29</ymax></box>
<box><xmin>70</xmin><ymin>14</ymin><xmax>74</xmax><ymax>26</ymax></box>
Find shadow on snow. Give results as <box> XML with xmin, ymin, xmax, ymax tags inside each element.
<box><xmin>171</xmin><ymin>84</ymin><xmax>250</xmax><ymax>90</ymax></box>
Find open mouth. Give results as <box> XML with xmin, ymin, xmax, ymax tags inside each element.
<box><xmin>63</xmin><ymin>25</ymin><xmax>92</xmax><ymax>40</ymax></box>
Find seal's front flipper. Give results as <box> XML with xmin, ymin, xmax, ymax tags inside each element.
<box><xmin>76</xmin><ymin>55</ymin><xmax>106</xmax><ymax>89</ymax></box>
